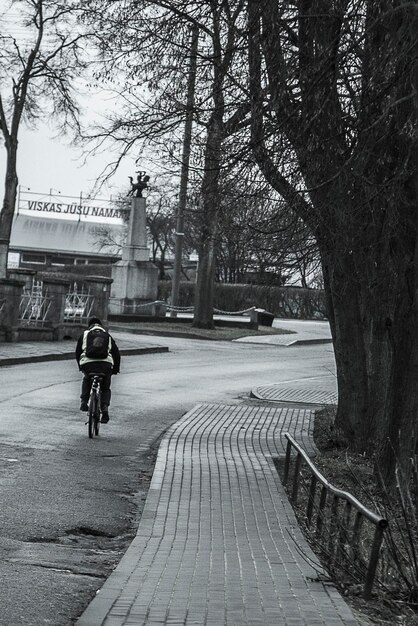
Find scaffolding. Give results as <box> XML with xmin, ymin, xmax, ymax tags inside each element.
<box><xmin>64</xmin><ymin>282</ymin><xmax>94</xmax><ymax>324</ymax></box>
<box><xmin>19</xmin><ymin>280</ymin><xmax>51</xmax><ymax>326</ymax></box>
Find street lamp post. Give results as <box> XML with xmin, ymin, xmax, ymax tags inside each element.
<box><xmin>170</xmin><ymin>25</ymin><xmax>199</xmax><ymax>318</ymax></box>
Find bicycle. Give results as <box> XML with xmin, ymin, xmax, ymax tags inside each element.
<box><xmin>86</xmin><ymin>373</ymin><xmax>104</xmax><ymax>438</ymax></box>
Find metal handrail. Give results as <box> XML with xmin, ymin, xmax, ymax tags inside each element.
<box><xmin>283</xmin><ymin>432</ymin><xmax>388</xmax><ymax>599</ymax></box>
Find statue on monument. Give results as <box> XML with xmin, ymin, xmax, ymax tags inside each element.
<box><xmin>127</xmin><ymin>171</ymin><xmax>150</xmax><ymax>198</ymax></box>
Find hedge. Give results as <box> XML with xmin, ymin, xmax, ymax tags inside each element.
<box><xmin>158</xmin><ymin>281</ymin><xmax>327</xmax><ymax>320</ymax></box>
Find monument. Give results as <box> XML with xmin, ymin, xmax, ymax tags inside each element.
<box><xmin>109</xmin><ymin>173</ymin><xmax>159</xmax><ymax>315</ymax></box>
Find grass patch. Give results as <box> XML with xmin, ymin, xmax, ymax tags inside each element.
<box><xmin>110</xmin><ymin>321</ymin><xmax>295</xmax><ymax>341</ymax></box>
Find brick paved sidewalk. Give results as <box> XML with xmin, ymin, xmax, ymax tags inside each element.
<box><xmin>77</xmin><ymin>403</ymin><xmax>358</xmax><ymax>626</ymax></box>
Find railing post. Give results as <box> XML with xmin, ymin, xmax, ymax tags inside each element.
<box><xmin>335</xmin><ymin>501</ymin><xmax>352</xmax><ymax>564</ymax></box>
<box><xmin>307</xmin><ymin>475</ymin><xmax>317</xmax><ymax>526</ymax></box>
<box><xmin>351</xmin><ymin>512</ymin><xmax>364</xmax><ymax>565</ymax></box>
<box><xmin>291</xmin><ymin>452</ymin><xmax>302</xmax><ymax>503</ymax></box>
<box><xmin>328</xmin><ymin>495</ymin><xmax>339</xmax><ymax>561</ymax></box>
<box><xmin>283</xmin><ymin>438</ymin><xmax>292</xmax><ymax>486</ymax></box>
<box><xmin>364</xmin><ymin>524</ymin><xmax>385</xmax><ymax>599</ymax></box>
<box><xmin>316</xmin><ymin>486</ymin><xmax>327</xmax><ymax>538</ymax></box>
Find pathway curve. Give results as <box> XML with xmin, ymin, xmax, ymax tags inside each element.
<box><xmin>77</xmin><ymin>403</ymin><xmax>357</xmax><ymax>626</ymax></box>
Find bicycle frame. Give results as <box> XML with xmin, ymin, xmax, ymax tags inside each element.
<box><xmin>87</xmin><ymin>374</ymin><xmax>103</xmax><ymax>438</ymax></box>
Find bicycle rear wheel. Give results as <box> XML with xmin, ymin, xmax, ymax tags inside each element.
<box><xmin>94</xmin><ymin>405</ymin><xmax>100</xmax><ymax>436</ymax></box>
<box><xmin>88</xmin><ymin>393</ymin><xmax>97</xmax><ymax>439</ymax></box>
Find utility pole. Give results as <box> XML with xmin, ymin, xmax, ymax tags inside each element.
<box><xmin>170</xmin><ymin>25</ymin><xmax>199</xmax><ymax>317</ymax></box>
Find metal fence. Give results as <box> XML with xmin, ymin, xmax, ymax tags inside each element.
<box><xmin>64</xmin><ymin>283</ymin><xmax>94</xmax><ymax>324</ymax></box>
<box><xmin>19</xmin><ymin>281</ymin><xmax>52</xmax><ymax>326</ymax></box>
<box><xmin>282</xmin><ymin>432</ymin><xmax>388</xmax><ymax>599</ymax></box>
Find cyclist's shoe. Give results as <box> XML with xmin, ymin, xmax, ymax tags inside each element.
<box><xmin>80</xmin><ymin>401</ymin><xmax>89</xmax><ymax>412</ymax></box>
<box><xmin>101</xmin><ymin>407</ymin><xmax>109</xmax><ymax>423</ymax></box>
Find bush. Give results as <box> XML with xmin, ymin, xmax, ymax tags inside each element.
<box><xmin>158</xmin><ymin>281</ymin><xmax>327</xmax><ymax>319</ymax></box>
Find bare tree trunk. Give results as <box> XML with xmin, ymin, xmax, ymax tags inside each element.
<box><xmin>247</xmin><ymin>0</ymin><xmax>418</xmax><ymax>484</ymax></box>
<box><xmin>193</xmin><ymin>117</ymin><xmax>223</xmax><ymax>328</ymax></box>
<box><xmin>321</xmin><ymin>217</ymin><xmax>418</xmax><ymax>476</ymax></box>
<box><xmin>194</xmin><ymin>237</ymin><xmax>217</xmax><ymax>328</ymax></box>
<box><xmin>0</xmin><ymin>142</ymin><xmax>18</xmax><ymax>279</ymax></box>
<box><xmin>377</xmin><ymin>228</ymin><xmax>418</xmax><ymax>482</ymax></box>
<box><xmin>159</xmin><ymin>248</ymin><xmax>166</xmax><ymax>280</ymax></box>
<box><xmin>322</xmin><ymin>248</ymin><xmax>374</xmax><ymax>448</ymax></box>
<box><xmin>192</xmin><ymin>3</ymin><xmax>226</xmax><ymax>329</ymax></box>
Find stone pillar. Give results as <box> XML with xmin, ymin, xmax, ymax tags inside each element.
<box><xmin>8</xmin><ymin>268</ymin><xmax>36</xmax><ymax>290</ymax></box>
<box><xmin>110</xmin><ymin>197</ymin><xmax>159</xmax><ymax>315</ymax></box>
<box><xmin>84</xmin><ymin>276</ymin><xmax>113</xmax><ymax>324</ymax></box>
<box><xmin>123</xmin><ymin>197</ymin><xmax>150</xmax><ymax>262</ymax></box>
<box><xmin>0</xmin><ymin>278</ymin><xmax>25</xmax><ymax>342</ymax></box>
<box><xmin>42</xmin><ymin>277</ymin><xmax>70</xmax><ymax>340</ymax></box>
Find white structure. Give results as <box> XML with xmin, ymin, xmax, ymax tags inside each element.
<box><xmin>9</xmin><ymin>191</ymin><xmax>125</xmax><ymax>268</ymax></box>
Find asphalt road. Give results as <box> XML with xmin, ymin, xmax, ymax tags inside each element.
<box><xmin>0</xmin><ymin>335</ymin><xmax>336</xmax><ymax>625</ymax></box>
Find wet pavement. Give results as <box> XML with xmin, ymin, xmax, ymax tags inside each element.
<box><xmin>1</xmin><ymin>320</ymin><xmax>355</xmax><ymax>626</ymax></box>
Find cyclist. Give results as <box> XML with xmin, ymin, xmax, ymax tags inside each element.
<box><xmin>75</xmin><ymin>317</ymin><xmax>121</xmax><ymax>423</ymax></box>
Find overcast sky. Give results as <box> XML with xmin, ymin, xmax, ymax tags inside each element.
<box><xmin>0</xmin><ymin>3</ymin><xmax>166</xmax><ymax>205</ymax></box>
<box><xmin>0</xmin><ymin>123</ymin><xmax>138</xmax><ymax>201</ymax></box>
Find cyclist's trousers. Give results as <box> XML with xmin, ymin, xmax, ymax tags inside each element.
<box><xmin>80</xmin><ymin>361</ymin><xmax>113</xmax><ymax>407</ymax></box>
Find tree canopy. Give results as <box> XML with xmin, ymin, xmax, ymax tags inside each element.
<box><xmin>247</xmin><ymin>0</ymin><xmax>417</xmax><ymax>480</ymax></box>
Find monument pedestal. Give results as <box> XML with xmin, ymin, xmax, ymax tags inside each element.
<box><xmin>109</xmin><ymin>198</ymin><xmax>159</xmax><ymax>315</ymax></box>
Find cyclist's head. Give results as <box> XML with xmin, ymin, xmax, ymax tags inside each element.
<box><xmin>88</xmin><ymin>317</ymin><xmax>102</xmax><ymax>328</ymax></box>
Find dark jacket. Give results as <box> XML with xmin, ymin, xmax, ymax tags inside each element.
<box><xmin>75</xmin><ymin>325</ymin><xmax>121</xmax><ymax>374</ymax></box>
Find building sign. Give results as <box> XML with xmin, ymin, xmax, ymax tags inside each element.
<box><xmin>11</xmin><ymin>215</ymin><xmax>125</xmax><ymax>256</ymax></box>
<box><xmin>22</xmin><ymin>199</ymin><xmax>122</xmax><ymax>219</ymax></box>
<box><xmin>18</xmin><ymin>191</ymin><xmax>125</xmax><ymax>223</ymax></box>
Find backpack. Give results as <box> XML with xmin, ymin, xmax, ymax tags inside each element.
<box><xmin>85</xmin><ymin>327</ymin><xmax>111</xmax><ymax>359</ymax></box>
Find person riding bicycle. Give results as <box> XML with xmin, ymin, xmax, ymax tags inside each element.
<box><xmin>75</xmin><ymin>317</ymin><xmax>121</xmax><ymax>423</ymax></box>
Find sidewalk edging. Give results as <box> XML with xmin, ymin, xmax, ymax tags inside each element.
<box><xmin>0</xmin><ymin>346</ymin><xmax>168</xmax><ymax>367</ymax></box>
<box><xmin>287</xmin><ymin>338</ymin><xmax>333</xmax><ymax>346</ymax></box>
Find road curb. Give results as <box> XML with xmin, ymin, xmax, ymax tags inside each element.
<box><xmin>0</xmin><ymin>346</ymin><xmax>168</xmax><ymax>367</ymax></box>
<box><xmin>251</xmin><ymin>385</ymin><xmax>337</xmax><ymax>405</ymax></box>
<box><xmin>287</xmin><ymin>338</ymin><xmax>333</xmax><ymax>346</ymax></box>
